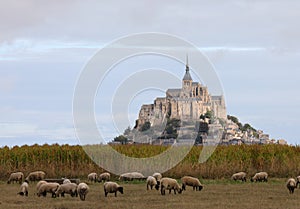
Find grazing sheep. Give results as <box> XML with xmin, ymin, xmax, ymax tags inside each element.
<box><xmin>7</xmin><ymin>172</ymin><xmax>24</xmax><ymax>184</ymax></box>
<box><xmin>181</xmin><ymin>176</ymin><xmax>203</xmax><ymax>191</ymax></box>
<box><xmin>55</xmin><ymin>183</ymin><xmax>78</xmax><ymax>197</ymax></box>
<box><xmin>119</xmin><ymin>172</ymin><xmax>145</xmax><ymax>181</ymax></box>
<box><xmin>296</xmin><ymin>176</ymin><xmax>300</xmax><ymax>188</ymax></box>
<box><xmin>160</xmin><ymin>177</ymin><xmax>182</xmax><ymax>195</ymax></box>
<box><xmin>26</xmin><ymin>171</ymin><xmax>46</xmax><ymax>182</ymax></box>
<box><xmin>286</xmin><ymin>178</ymin><xmax>297</xmax><ymax>194</ymax></box>
<box><xmin>251</xmin><ymin>172</ymin><xmax>268</xmax><ymax>182</ymax></box>
<box><xmin>87</xmin><ymin>172</ymin><xmax>98</xmax><ymax>182</ymax></box>
<box><xmin>98</xmin><ymin>172</ymin><xmax>110</xmax><ymax>182</ymax></box>
<box><xmin>17</xmin><ymin>182</ymin><xmax>29</xmax><ymax>196</ymax></box>
<box><xmin>231</xmin><ymin>172</ymin><xmax>247</xmax><ymax>182</ymax></box>
<box><xmin>152</xmin><ymin>172</ymin><xmax>162</xmax><ymax>182</ymax></box>
<box><xmin>146</xmin><ymin>176</ymin><xmax>159</xmax><ymax>190</ymax></box>
<box><xmin>37</xmin><ymin>182</ymin><xmax>59</xmax><ymax>198</ymax></box>
<box><xmin>77</xmin><ymin>183</ymin><xmax>89</xmax><ymax>201</ymax></box>
<box><xmin>104</xmin><ymin>181</ymin><xmax>124</xmax><ymax>197</ymax></box>
<box><xmin>36</xmin><ymin>180</ymin><xmax>47</xmax><ymax>195</ymax></box>
<box><xmin>63</xmin><ymin>178</ymin><xmax>71</xmax><ymax>184</ymax></box>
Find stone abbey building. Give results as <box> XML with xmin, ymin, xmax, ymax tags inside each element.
<box><xmin>135</xmin><ymin>60</ymin><xmax>226</xmax><ymax>130</ymax></box>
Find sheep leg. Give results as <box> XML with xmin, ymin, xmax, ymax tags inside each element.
<box><xmin>115</xmin><ymin>192</ymin><xmax>117</xmax><ymax>197</ymax></box>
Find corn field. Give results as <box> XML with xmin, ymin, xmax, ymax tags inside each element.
<box><xmin>0</xmin><ymin>144</ymin><xmax>300</xmax><ymax>180</ymax></box>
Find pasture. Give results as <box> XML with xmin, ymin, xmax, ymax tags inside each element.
<box><xmin>0</xmin><ymin>179</ymin><xmax>299</xmax><ymax>209</ymax></box>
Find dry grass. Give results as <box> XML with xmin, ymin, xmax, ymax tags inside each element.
<box><xmin>0</xmin><ymin>179</ymin><xmax>299</xmax><ymax>209</ymax></box>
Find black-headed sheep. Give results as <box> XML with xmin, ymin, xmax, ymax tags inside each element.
<box><xmin>37</xmin><ymin>182</ymin><xmax>59</xmax><ymax>198</ymax></box>
<box><xmin>36</xmin><ymin>180</ymin><xmax>47</xmax><ymax>195</ymax></box>
<box><xmin>26</xmin><ymin>171</ymin><xmax>46</xmax><ymax>182</ymax></box>
<box><xmin>296</xmin><ymin>176</ymin><xmax>300</xmax><ymax>188</ymax></box>
<box><xmin>231</xmin><ymin>172</ymin><xmax>247</xmax><ymax>182</ymax></box>
<box><xmin>251</xmin><ymin>172</ymin><xmax>268</xmax><ymax>182</ymax></box>
<box><xmin>286</xmin><ymin>178</ymin><xmax>297</xmax><ymax>194</ymax></box>
<box><xmin>98</xmin><ymin>172</ymin><xmax>110</xmax><ymax>182</ymax></box>
<box><xmin>55</xmin><ymin>183</ymin><xmax>78</xmax><ymax>197</ymax></box>
<box><xmin>119</xmin><ymin>172</ymin><xmax>145</xmax><ymax>181</ymax></box>
<box><xmin>181</xmin><ymin>176</ymin><xmax>203</xmax><ymax>191</ymax></box>
<box><xmin>17</xmin><ymin>181</ymin><xmax>29</xmax><ymax>196</ymax></box>
<box><xmin>7</xmin><ymin>172</ymin><xmax>24</xmax><ymax>184</ymax></box>
<box><xmin>152</xmin><ymin>172</ymin><xmax>162</xmax><ymax>182</ymax></box>
<box><xmin>77</xmin><ymin>183</ymin><xmax>89</xmax><ymax>201</ymax></box>
<box><xmin>160</xmin><ymin>177</ymin><xmax>182</xmax><ymax>195</ymax></box>
<box><xmin>146</xmin><ymin>176</ymin><xmax>159</xmax><ymax>190</ymax></box>
<box><xmin>104</xmin><ymin>181</ymin><xmax>124</xmax><ymax>197</ymax></box>
<box><xmin>87</xmin><ymin>172</ymin><xmax>98</xmax><ymax>182</ymax></box>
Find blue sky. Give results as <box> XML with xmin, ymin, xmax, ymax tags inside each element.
<box><xmin>0</xmin><ymin>0</ymin><xmax>300</xmax><ymax>146</ymax></box>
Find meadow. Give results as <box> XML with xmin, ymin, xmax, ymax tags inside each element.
<box><xmin>0</xmin><ymin>179</ymin><xmax>299</xmax><ymax>209</ymax></box>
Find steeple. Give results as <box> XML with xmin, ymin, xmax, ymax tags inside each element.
<box><xmin>183</xmin><ymin>54</ymin><xmax>192</xmax><ymax>81</ymax></box>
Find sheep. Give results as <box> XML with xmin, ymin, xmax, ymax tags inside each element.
<box><xmin>36</xmin><ymin>180</ymin><xmax>47</xmax><ymax>195</ymax></box>
<box><xmin>152</xmin><ymin>172</ymin><xmax>162</xmax><ymax>182</ymax></box>
<box><xmin>17</xmin><ymin>182</ymin><xmax>29</xmax><ymax>196</ymax></box>
<box><xmin>250</xmin><ymin>172</ymin><xmax>268</xmax><ymax>182</ymax></box>
<box><xmin>37</xmin><ymin>182</ymin><xmax>59</xmax><ymax>198</ymax></box>
<box><xmin>87</xmin><ymin>172</ymin><xmax>98</xmax><ymax>182</ymax></box>
<box><xmin>25</xmin><ymin>171</ymin><xmax>46</xmax><ymax>182</ymax></box>
<box><xmin>7</xmin><ymin>172</ymin><xmax>24</xmax><ymax>184</ymax></box>
<box><xmin>98</xmin><ymin>172</ymin><xmax>110</xmax><ymax>182</ymax></box>
<box><xmin>55</xmin><ymin>183</ymin><xmax>78</xmax><ymax>197</ymax></box>
<box><xmin>146</xmin><ymin>176</ymin><xmax>159</xmax><ymax>190</ymax></box>
<box><xmin>296</xmin><ymin>176</ymin><xmax>300</xmax><ymax>188</ymax></box>
<box><xmin>104</xmin><ymin>181</ymin><xmax>124</xmax><ymax>197</ymax></box>
<box><xmin>160</xmin><ymin>177</ymin><xmax>182</xmax><ymax>195</ymax></box>
<box><xmin>63</xmin><ymin>178</ymin><xmax>71</xmax><ymax>184</ymax></box>
<box><xmin>181</xmin><ymin>176</ymin><xmax>203</xmax><ymax>191</ymax></box>
<box><xmin>119</xmin><ymin>172</ymin><xmax>145</xmax><ymax>181</ymax></box>
<box><xmin>286</xmin><ymin>178</ymin><xmax>297</xmax><ymax>194</ymax></box>
<box><xmin>231</xmin><ymin>172</ymin><xmax>247</xmax><ymax>182</ymax></box>
<box><xmin>77</xmin><ymin>183</ymin><xmax>89</xmax><ymax>201</ymax></box>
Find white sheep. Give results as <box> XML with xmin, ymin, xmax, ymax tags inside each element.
<box><xmin>7</xmin><ymin>172</ymin><xmax>24</xmax><ymax>184</ymax></box>
<box><xmin>104</xmin><ymin>181</ymin><xmax>124</xmax><ymax>197</ymax></box>
<box><xmin>87</xmin><ymin>172</ymin><xmax>98</xmax><ymax>182</ymax></box>
<box><xmin>26</xmin><ymin>171</ymin><xmax>46</xmax><ymax>182</ymax></box>
<box><xmin>286</xmin><ymin>178</ymin><xmax>297</xmax><ymax>194</ymax></box>
<box><xmin>251</xmin><ymin>172</ymin><xmax>268</xmax><ymax>182</ymax></box>
<box><xmin>37</xmin><ymin>182</ymin><xmax>59</xmax><ymax>198</ymax></box>
<box><xmin>77</xmin><ymin>183</ymin><xmax>89</xmax><ymax>201</ymax></box>
<box><xmin>17</xmin><ymin>182</ymin><xmax>29</xmax><ymax>196</ymax></box>
<box><xmin>160</xmin><ymin>177</ymin><xmax>182</xmax><ymax>195</ymax></box>
<box><xmin>296</xmin><ymin>176</ymin><xmax>300</xmax><ymax>188</ymax></box>
<box><xmin>98</xmin><ymin>172</ymin><xmax>110</xmax><ymax>182</ymax></box>
<box><xmin>231</xmin><ymin>172</ymin><xmax>247</xmax><ymax>182</ymax></box>
<box><xmin>119</xmin><ymin>172</ymin><xmax>145</xmax><ymax>181</ymax></box>
<box><xmin>63</xmin><ymin>178</ymin><xmax>71</xmax><ymax>184</ymax></box>
<box><xmin>55</xmin><ymin>183</ymin><xmax>78</xmax><ymax>197</ymax></box>
<box><xmin>36</xmin><ymin>180</ymin><xmax>47</xmax><ymax>195</ymax></box>
<box><xmin>181</xmin><ymin>176</ymin><xmax>203</xmax><ymax>191</ymax></box>
<box><xmin>146</xmin><ymin>176</ymin><xmax>159</xmax><ymax>190</ymax></box>
<box><xmin>152</xmin><ymin>172</ymin><xmax>162</xmax><ymax>182</ymax></box>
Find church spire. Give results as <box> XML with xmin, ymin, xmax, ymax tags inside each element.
<box><xmin>183</xmin><ymin>54</ymin><xmax>192</xmax><ymax>81</ymax></box>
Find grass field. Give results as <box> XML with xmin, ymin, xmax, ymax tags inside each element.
<box><xmin>0</xmin><ymin>179</ymin><xmax>299</xmax><ymax>209</ymax></box>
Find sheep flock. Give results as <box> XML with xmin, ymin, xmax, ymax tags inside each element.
<box><xmin>8</xmin><ymin>170</ymin><xmax>300</xmax><ymax>202</ymax></box>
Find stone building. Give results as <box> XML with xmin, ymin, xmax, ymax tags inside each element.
<box><xmin>135</xmin><ymin>59</ymin><xmax>226</xmax><ymax>129</ymax></box>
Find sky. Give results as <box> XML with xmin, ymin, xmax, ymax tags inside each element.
<box><xmin>0</xmin><ymin>0</ymin><xmax>300</xmax><ymax>146</ymax></box>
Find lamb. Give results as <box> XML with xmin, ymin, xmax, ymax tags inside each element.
<box><xmin>250</xmin><ymin>172</ymin><xmax>268</xmax><ymax>182</ymax></box>
<box><xmin>55</xmin><ymin>183</ymin><xmax>78</xmax><ymax>197</ymax></box>
<box><xmin>62</xmin><ymin>178</ymin><xmax>71</xmax><ymax>184</ymax></box>
<box><xmin>160</xmin><ymin>177</ymin><xmax>182</xmax><ymax>195</ymax></box>
<box><xmin>146</xmin><ymin>176</ymin><xmax>159</xmax><ymax>190</ymax></box>
<box><xmin>37</xmin><ymin>182</ymin><xmax>59</xmax><ymax>198</ymax></box>
<box><xmin>77</xmin><ymin>183</ymin><xmax>89</xmax><ymax>201</ymax></box>
<box><xmin>87</xmin><ymin>172</ymin><xmax>98</xmax><ymax>182</ymax></box>
<box><xmin>286</xmin><ymin>178</ymin><xmax>297</xmax><ymax>194</ymax></box>
<box><xmin>98</xmin><ymin>172</ymin><xmax>110</xmax><ymax>182</ymax></box>
<box><xmin>296</xmin><ymin>176</ymin><xmax>300</xmax><ymax>188</ymax></box>
<box><xmin>17</xmin><ymin>181</ymin><xmax>29</xmax><ymax>196</ymax></box>
<box><xmin>25</xmin><ymin>171</ymin><xmax>46</xmax><ymax>182</ymax></box>
<box><xmin>104</xmin><ymin>181</ymin><xmax>124</xmax><ymax>197</ymax></box>
<box><xmin>7</xmin><ymin>172</ymin><xmax>24</xmax><ymax>184</ymax></box>
<box><xmin>231</xmin><ymin>172</ymin><xmax>247</xmax><ymax>182</ymax></box>
<box><xmin>119</xmin><ymin>172</ymin><xmax>145</xmax><ymax>181</ymax></box>
<box><xmin>36</xmin><ymin>180</ymin><xmax>47</xmax><ymax>195</ymax></box>
<box><xmin>181</xmin><ymin>176</ymin><xmax>203</xmax><ymax>191</ymax></box>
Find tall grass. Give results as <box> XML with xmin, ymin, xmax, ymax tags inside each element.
<box><xmin>0</xmin><ymin>144</ymin><xmax>299</xmax><ymax>180</ymax></box>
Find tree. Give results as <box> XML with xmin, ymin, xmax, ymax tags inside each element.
<box><xmin>140</xmin><ymin>121</ymin><xmax>151</xmax><ymax>132</ymax></box>
<box><xmin>113</xmin><ymin>135</ymin><xmax>128</xmax><ymax>144</ymax></box>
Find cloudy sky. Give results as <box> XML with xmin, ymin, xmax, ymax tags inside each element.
<box><xmin>1</xmin><ymin>0</ymin><xmax>300</xmax><ymax>146</ymax></box>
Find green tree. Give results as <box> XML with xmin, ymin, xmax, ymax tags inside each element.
<box><xmin>113</xmin><ymin>135</ymin><xmax>128</xmax><ymax>144</ymax></box>
<box><xmin>140</xmin><ymin>121</ymin><xmax>151</xmax><ymax>132</ymax></box>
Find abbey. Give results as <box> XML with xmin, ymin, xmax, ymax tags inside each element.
<box><xmin>135</xmin><ymin>59</ymin><xmax>226</xmax><ymax>129</ymax></box>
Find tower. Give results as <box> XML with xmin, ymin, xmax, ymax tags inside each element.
<box><xmin>182</xmin><ymin>55</ymin><xmax>192</xmax><ymax>89</ymax></box>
